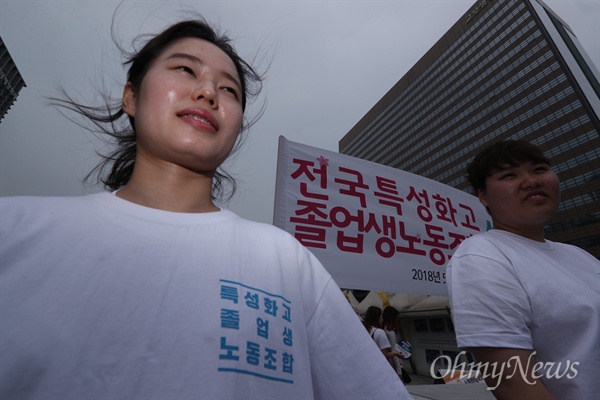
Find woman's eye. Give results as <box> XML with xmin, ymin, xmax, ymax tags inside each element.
<box><xmin>221</xmin><ymin>87</ymin><xmax>239</xmax><ymax>99</ymax></box>
<box><xmin>500</xmin><ymin>173</ymin><xmax>515</xmax><ymax>179</ymax></box>
<box><xmin>178</xmin><ymin>66</ymin><xmax>195</xmax><ymax>76</ymax></box>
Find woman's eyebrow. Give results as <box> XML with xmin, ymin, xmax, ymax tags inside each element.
<box><xmin>489</xmin><ymin>164</ymin><xmax>517</xmax><ymax>174</ymax></box>
<box><xmin>165</xmin><ymin>52</ymin><xmax>241</xmax><ymax>89</ymax></box>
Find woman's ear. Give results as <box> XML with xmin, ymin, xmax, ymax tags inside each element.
<box><xmin>478</xmin><ymin>189</ymin><xmax>488</xmax><ymax>208</ymax></box>
<box><xmin>122</xmin><ymin>82</ymin><xmax>136</xmax><ymax>117</ymax></box>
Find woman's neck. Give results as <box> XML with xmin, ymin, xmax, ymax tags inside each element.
<box><xmin>116</xmin><ymin>160</ymin><xmax>218</xmax><ymax>213</ymax></box>
<box><xmin>492</xmin><ymin>222</ymin><xmax>546</xmax><ymax>242</ymax></box>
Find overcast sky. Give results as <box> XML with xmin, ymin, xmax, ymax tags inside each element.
<box><xmin>1</xmin><ymin>0</ymin><xmax>598</xmax><ymax>224</ymax></box>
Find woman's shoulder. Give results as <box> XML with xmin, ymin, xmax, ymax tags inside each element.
<box><xmin>370</xmin><ymin>327</ymin><xmax>384</xmax><ymax>336</ymax></box>
<box><xmin>229</xmin><ymin>212</ymin><xmax>302</xmax><ymax>245</ymax></box>
<box><xmin>226</xmin><ymin>211</ymin><xmax>325</xmax><ymax>261</ymax></box>
<box><xmin>1</xmin><ymin>193</ymin><xmax>103</xmax><ymax>233</ymax></box>
<box><xmin>1</xmin><ymin>193</ymin><xmax>100</xmax><ymax>214</ymax></box>
<box><xmin>452</xmin><ymin>229</ymin><xmax>515</xmax><ymax>258</ymax></box>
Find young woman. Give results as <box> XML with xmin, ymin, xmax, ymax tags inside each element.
<box><xmin>0</xmin><ymin>18</ymin><xmax>411</xmax><ymax>399</ymax></box>
<box><xmin>363</xmin><ymin>306</ymin><xmax>403</xmax><ymax>372</ymax></box>
<box><xmin>447</xmin><ymin>140</ymin><xmax>600</xmax><ymax>400</ymax></box>
<box><xmin>382</xmin><ymin>306</ymin><xmax>406</xmax><ymax>382</ymax></box>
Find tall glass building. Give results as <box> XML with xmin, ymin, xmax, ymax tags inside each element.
<box><xmin>0</xmin><ymin>36</ymin><xmax>26</xmax><ymax>122</ymax></box>
<box><xmin>340</xmin><ymin>0</ymin><xmax>600</xmax><ymax>258</ymax></box>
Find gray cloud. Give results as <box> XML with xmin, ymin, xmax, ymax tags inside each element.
<box><xmin>1</xmin><ymin>0</ymin><xmax>598</xmax><ymax>223</ymax></box>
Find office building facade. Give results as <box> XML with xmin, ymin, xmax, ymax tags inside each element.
<box><xmin>1</xmin><ymin>36</ymin><xmax>26</xmax><ymax>122</ymax></box>
<box><xmin>340</xmin><ymin>0</ymin><xmax>600</xmax><ymax>258</ymax></box>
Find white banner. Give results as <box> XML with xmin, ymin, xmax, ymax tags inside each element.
<box><xmin>273</xmin><ymin>137</ymin><xmax>491</xmax><ymax>296</ymax></box>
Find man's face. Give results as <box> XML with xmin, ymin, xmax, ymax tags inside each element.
<box><xmin>478</xmin><ymin>161</ymin><xmax>560</xmax><ymax>240</ymax></box>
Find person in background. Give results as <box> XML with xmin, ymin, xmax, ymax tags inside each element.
<box><xmin>446</xmin><ymin>139</ymin><xmax>599</xmax><ymax>400</ymax></box>
<box><xmin>363</xmin><ymin>306</ymin><xmax>404</xmax><ymax>372</ymax></box>
<box><xmin>382</xmin><ymin>306</ymin><xmax>407</xmax><ymax>382</ymax></box>
<box><xmin>0</xmin><ymin>15</ymin><xmax>411</xmax><ymax>400</ymax></box>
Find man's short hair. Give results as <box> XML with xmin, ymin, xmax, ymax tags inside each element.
<box><xmin>467</xmin><ymin>140</ymin><xmax>550</xmax><ymax>193</ymax></box>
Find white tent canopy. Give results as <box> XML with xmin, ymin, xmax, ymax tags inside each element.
<box><xmin>355</xmin><ymin>291</ymin><xmax>386</xmax><ymax>315</ymax></box>
<box><xmin>404</xmin><ymin>295</ymin><xmax>449</xmax><ymax>312</ymax></box>
<box><xmin>347</xmin><ymin>291</ymin><xmax>449</xmax><ymax>316</ymax></box>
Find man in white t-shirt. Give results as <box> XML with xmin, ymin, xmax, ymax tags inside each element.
<box><xmin>446</xmin><ymin>140</ymin><xmax>600</xmax><ymax>400</ymax></box>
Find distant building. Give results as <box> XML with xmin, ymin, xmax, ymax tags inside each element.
<box><xmin>340</xmin><ymin>0</ymin><xmax>600</xmax><ymax>259</ymax></box>
<box><xmin>340</xmin><ymin>0</ymin><xmax>599</xmax><ymax>376</ymax></box>
<box><xmin>1</xmin><ymin>36</ymin><xmax>26</xmax><ymax>122</ymax></box>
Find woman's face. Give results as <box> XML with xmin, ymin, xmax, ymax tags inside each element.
<box><xmin>478</xmin><ymin>161</ymin><xmax>560</xmax><ymax>239</ymax></box>
<box><xmin>122</xmin><ymin>37</ymin><xmax>244</xmax><ymax>176</ymax></box>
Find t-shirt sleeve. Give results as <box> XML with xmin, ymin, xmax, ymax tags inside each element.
<box><xmin>374</xmin><ymin>329</ymin><xmax>392</xmax><ymax>350</ymax></box>
<box><xmin>305</xmin><ymin>278</ymin><xmax>411</xmax><ymax>399</ymax></box>
<box><xmin>447</xmin><ymin>241</ymin><xmax>534</xmax><ymax>350</ymax></box>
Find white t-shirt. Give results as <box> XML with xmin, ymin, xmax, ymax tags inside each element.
<box><xmin>385</xmin><ymin>328</ymin><xmax>403</xmax><ymax>372</ymax></box>
<box><xmin>369</xmin><ymin>327</ymin><xmax>391</xmax><ymax>350</ymax></box>
<box><xmin>386</xmin><ymin>329</ymin><xmax>404</xmax><ymax>356</ymax></box>
<box><xmin>446</xmin><ymin>229</ymin><xmax>600</xmax><ymax>399</ymax></box>
<box><xmin>0</xmin><ymin>193</ymin><xmax>411</xmax><ymax>399</ymax></box>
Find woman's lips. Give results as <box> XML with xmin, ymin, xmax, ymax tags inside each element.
<box><xmin>177</xmin><ymin>108</ymin><xmax>219</xmax><ymax>132</ymax></box>
<box><xmin>523</xmin><ymin>191</ymin><xmax>548</xmax><ymax>202</ymax></box>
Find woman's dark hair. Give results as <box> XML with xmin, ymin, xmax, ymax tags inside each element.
<box><xmin>363</xmin><ymin>306</ymin><xmax>383</xmax><ymax>332</ymax></box>
<box><xmin>382</xmin><ymin>306</ymin><xmax>399</xmax><ymax>331</ymax></box>
<box><xmin>467</xmin><ymin>140</ymin><xmax>550</xmax><ymax>193</ymax></box>
<box><xmin>50</xmin><ymin>17</ymin><xmax>263</xmax><ymax>201</ymax></box>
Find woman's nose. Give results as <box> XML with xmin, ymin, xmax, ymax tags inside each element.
<box><xmin>522</xmin><ymin>174</ymin><xmax>542</xmax><ymax>189</ymax></box>
<box><xmin>193</xmin><ymin>85</ymin><xmax>218</xmax><ymax>109</ymax></box>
